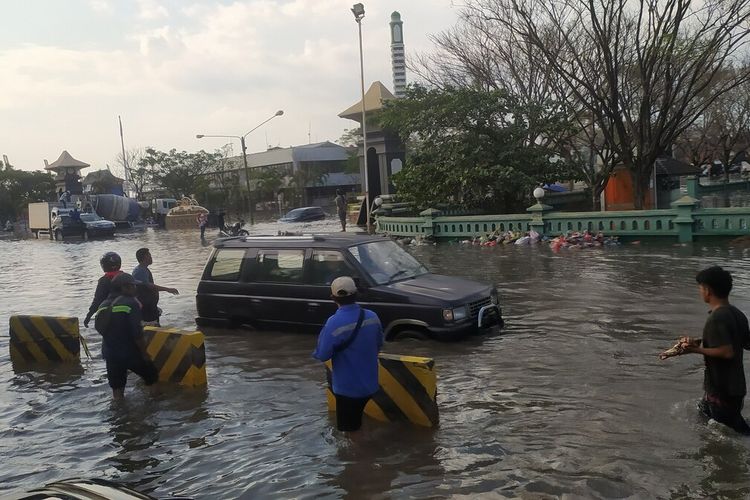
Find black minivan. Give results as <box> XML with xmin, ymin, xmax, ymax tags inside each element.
<box><xmin>196</xmin><ymin>233</ymin><xmax>503</xmax><ymax>340</ymax></box>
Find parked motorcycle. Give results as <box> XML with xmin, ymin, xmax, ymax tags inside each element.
<box><xmin>219</xmin><ymin>220</ymin><xmax>249</xmax><ymax>237</ymax></box>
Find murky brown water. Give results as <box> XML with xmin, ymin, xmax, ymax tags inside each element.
<box><xmin>2</xmin><ymin>220</ymin><xmax>750</xmax><ymax>499</ymax></box>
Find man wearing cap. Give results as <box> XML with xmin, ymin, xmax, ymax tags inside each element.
<box><xmin>95</xmin><ymin>273</ymin><xmax>159</xmax><ymax>399</ymax></box>
<box><xmin>313</xmin><ymin>276</ymin><xmax>383</xmax><ymax>433</ymax></box>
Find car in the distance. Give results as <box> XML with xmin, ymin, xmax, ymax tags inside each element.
<box><xmin>51</xmin><ymin>209</ymin><xmax>115</xmax><ymax>240</ymax></box>
<box><xmin>196</xmin><ymin>233</ymin><xmax>504</xmax><ymax>341</ymax></box>
<box><xmin>279</xmin><ymin>206</ymin><xmax>326</xmax><ymax>223</ymax></box>
<box><xmin>79</xmin><ymin>212</ymin><xmax>116</xmax><ymax>238</ymax></box>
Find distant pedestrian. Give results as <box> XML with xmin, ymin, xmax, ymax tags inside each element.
<box><xmin>335</xmin><ymin>189</ymin><xmax>347</xmax><ymax>232</ymax></box>
<box><xmin>83</xmin><ymin>252</ymin><xmax>123</xmax><ymax>328</ymax></box>
<box><xmin>662</xmin><ymin>266</ymin><xmax>750</xmax><ymax>434</ymax></box>
<box><xmin>132</xmin><ymin>247</ymin><xmax>179</xmax><ymax>326</ymax></box>
<box><xmin>94</xmin><ymin>273</ymin><xmax>159</xmax><ymax>399</ymax></box>
<box><xmin>197</xmin><ymin>212</ymin><xmax>208</xmax><ymax>240</ymax></box>
<box><xmin>313</xmin><ymin>276</ymin><xmax>383</xmax><ymax>433</ymax></box>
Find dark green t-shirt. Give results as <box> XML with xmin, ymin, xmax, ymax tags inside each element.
<box><xmin>702</xmin><ymin>305</ymin><xmax>750</xmax><ymax>398</ymax></box>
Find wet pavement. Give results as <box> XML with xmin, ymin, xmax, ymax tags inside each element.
<box><xmin>2</xmin><ymin>220</ymin><xmax>750</xmax><ymax>498</ymax></box>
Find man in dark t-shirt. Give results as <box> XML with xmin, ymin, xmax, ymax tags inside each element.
<box><xmin>132</xmin><ymin>247</ymin><xmax>179</xmax><ymax>326</ymax></box>
<box><xmin>95</xmin><ymin>273</ymin><xmax>159</xmax><ymax>399</ymax></box>
<box><xmin>679</xmin><ymin>266</ymin><xmax>750</xmax><ymax>434</ymax></box>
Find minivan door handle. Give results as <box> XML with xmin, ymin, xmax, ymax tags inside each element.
<box><xmin>308</xmin><ymin>302</ymin><xmax>320</xmax><ymax>307</ymax></box>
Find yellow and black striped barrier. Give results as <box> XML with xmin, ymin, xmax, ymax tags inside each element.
<box><xmin>143</xmin><ymin>326</ymin><xmax>207</xmax><ymax>387</ymax></box>
<box><xmin>326</xmin><ymin>353</ymin><xmax>438</xmax><ymax>428</ymax></box>
<box><xmin>9</xmin><ymin>315</ymin><xmax>81</xmax><ymax>364</ymax></box>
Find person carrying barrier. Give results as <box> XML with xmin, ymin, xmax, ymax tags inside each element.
<box><xmin>83</xmin><ymin>252</ymin><xmax>123</xmax><ymax>328</ymax></box>
<box><xmin>94</xmin><ymin>273</ymin><xmax>158</xmax><ymax>399</ymax></box>
<box><xmin>312</xmin><ymin>276</ymin><xmax>383</xmax><ymax>433</ymax></box>
<box><xmin>661</xmin><ymin>266</ymin><xmax>750</xmax><ymax>434</ymax></box>
<box><xmin>132</xmin><ymin>247</ymin><xmax>179</xmax><ymax>326</ymax></box>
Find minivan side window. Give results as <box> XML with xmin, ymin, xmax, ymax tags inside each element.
<box><xmin>209</xmin><ymin>249</ymin><xmax>246</xmax><ymax>281</ymax></box>
<box><xmin>309</xmin><ymin>250</ymin><xmax>355</xmax><ymax>285</ymax></box>
<box><xmin>256</xmin><ymin>249</ymin><xmax>305</xmax><ymax>283</ymax></box>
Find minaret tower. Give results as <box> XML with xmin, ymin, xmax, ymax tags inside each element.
<box><xmin>390</xmin><ymin>11</ymin><xmax>406</xmax><ymax>97</ymax></box>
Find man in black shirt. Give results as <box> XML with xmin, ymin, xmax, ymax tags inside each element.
<box><xmin>95</xmin><ymin>273</ymin><xmax>158</xmax><ymax>399</ymax></box>
<box><xmin>680</xmin><ymin>266</ymin><xmax>750</xmax><ymax>434</ymax></box>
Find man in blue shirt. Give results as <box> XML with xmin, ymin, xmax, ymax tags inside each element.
<box><xmin>313</xmin><ymin>276</ymin><xmax>383</xmax><ymax>432</ymax></box>
<box><xmin>132</xmin><ymin>247</ymin><xmax>179</xmax><ymax>326</ymax></box>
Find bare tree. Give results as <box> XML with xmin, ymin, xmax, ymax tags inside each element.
<box><xmin>114</xmin><ymin>147</ymin><xmax>151</xmax><ymax>200</ymax></box>
<box><xmin>412</xmin><ymin>4</ymin><xmax>619</xmax><ymax>208</ymax></box>
<box><xmin>484</xmin><ymin>0</ymin><xmax>750</xmax><ymax>208</ymax></box>
<box><xmin>676</xmin><ymin>72</ymin><xmax>750</xmax><ymax>177</ymax></box>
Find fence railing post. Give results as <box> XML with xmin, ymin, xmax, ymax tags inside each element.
<box><xmin>686</xmin><ymin>175</ymin><xmax>699</xmax><ymax>199</ymax></box>
<box><xmin>670</xmin><ymin>195</ymin><xmax>699</xmax><ymax>243</ymax></box>
<box><xmin>526</xmin><ymin>199</ymin><xmax>554</xmax><ymax>236</ymax></box>
<box><xmin>419</xmin><ymin>208</ymin><xmax>440</xmax><ymax>238</ymax></box>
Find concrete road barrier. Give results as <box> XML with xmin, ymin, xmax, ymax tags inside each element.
<box><xmin>326</xmin><ymin>353</ymin><xmax>438</xmax><ymax>428</ymax></box>
<box><xmin>9</xmin><ymin>316</ymin><xmax>81</xmax><ymax>364</ymax></box>
<box><xmin>143</xmin><ymin>326</ymin><xmax>207</xmax><ymax>387</ymax></box>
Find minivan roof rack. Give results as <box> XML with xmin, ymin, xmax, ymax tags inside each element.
<box><xmin>242</xmin><ymin>234</ymin><xmax>325</xmax><ymax>241</ymax></box>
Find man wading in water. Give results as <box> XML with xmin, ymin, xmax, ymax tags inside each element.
<box><xmin>132</xmin><ymin>247</ymin><xmax>179</xmax><ymax>327</ymax></box>
<box><xmin>83</xmin><ymin>252</ymin><xmax>123</xmax><ymax>328</ymax></box>
<box><xmin>662</xmin><ymin>266</ymin><xmax>750</xmax><ymax>434</ymax></box>
<box><xmin>313</xmin><ymin>276</ymin><xmax>383</xmax><ymax>434</ymax></box>
<box><xmin>95</xmin><ymin>273</ymin><xmax>159</xmax><ymax>399</ymax></box>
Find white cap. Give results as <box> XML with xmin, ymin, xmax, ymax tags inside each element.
<box><xmin>331</xmin><ymin>276</ymin><xmax>357</xmax><ymax>297</ymax></box>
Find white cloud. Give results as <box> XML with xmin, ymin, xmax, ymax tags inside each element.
<box><xmin>88</xmin><ymin>0</ymin><xmax>113</xmax><ymax>14</ymax></box>
<box><xmin>137</xmin><ymin>0</ymin><xmax>169</xmax><ymax>20</ymax></box>
<box><xmin>0</xmin><ymin>0</ymin><xmax>459</xmax><ymax>170</ymax></box>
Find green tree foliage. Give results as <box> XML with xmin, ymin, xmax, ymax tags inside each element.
<box><xmin>379</xmin><ymin>85</ymin><xmax>576</xmax><ymax>213</ymax></box>
<box><xmin>140</xmin><ymin>148</ymin><xmax>221</xmax><ymax>201</ymax></box>
<box><xmin>0</xmin><ymin>162</ymin><xmax>56</xmax><ymax>221</ymax></box>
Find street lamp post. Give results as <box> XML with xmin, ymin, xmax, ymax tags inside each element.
<box><xmin>196</xmin><ymin>110</ymin><xmax>283</xmax><ymax>224</ymax></box>
<box><xmin>351</xmin><ymin>3</ymin><xmax>370</xmax><ymax>230</ymax></box>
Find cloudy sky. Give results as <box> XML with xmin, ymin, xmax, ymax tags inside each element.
<box><xmin>0</xmin><ymin>0</ymin><xmax>460</xmax><ymax>172</ymax></box>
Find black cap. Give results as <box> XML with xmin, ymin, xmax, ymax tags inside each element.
<box><xmin>111</xmin><ymin>272</ymin><xmax>136</xmax><ymax>291</ymax></box>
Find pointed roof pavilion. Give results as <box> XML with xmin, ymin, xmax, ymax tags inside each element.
<box><xmin>45</xmin><ymin>150</ymin><xmax>90</xmax><ymax>171</ymax></box>
<box><xmin>338</xmin><ymin>81</ymin><xmax>396</xmax><ymax>121</ymax></box>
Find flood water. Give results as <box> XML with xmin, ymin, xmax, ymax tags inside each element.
<box><xmin>2</xmin><ymin>221</ymin><xmax>750</xmax><ymax>499</ymax></box>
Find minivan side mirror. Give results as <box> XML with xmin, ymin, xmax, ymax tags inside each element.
<box><xmin>353</xmin><ymin>277</ymin><xmax>365</xmax><ymax>289</ymax></box>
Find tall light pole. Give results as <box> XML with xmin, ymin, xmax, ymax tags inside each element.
<box><xmin>352</xmin><ymin>3</ymin><xmax>370</xmax><ymax>230</ymax></box>
<box><xmin>196</xmin><ymin>109</ymin><xmax>283</xmax><ymax>224</ymax></box>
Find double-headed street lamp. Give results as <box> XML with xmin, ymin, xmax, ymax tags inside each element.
<box><xmin>196</xmin><ymin>109</ymin><xmax>284</xmax><ymax>224</ymax></box>
<box><xmin>351</xmin><ymin>3</ymin><xmax>370</xmax><ymax>230</ymax></box>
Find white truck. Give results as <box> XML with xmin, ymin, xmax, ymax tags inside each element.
<box><xmin>28</xmin><ymin>202</ymin><xmax>62</xmax><ymax>239</ymax></box>
<box><xmin>151</xmin><ymin>198</ymin><xmax>177</xmax><ymax>227</ymax></box>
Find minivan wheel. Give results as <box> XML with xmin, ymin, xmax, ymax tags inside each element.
<box><xmin>392</xmin><ymin>329</ymin><xmax>429</xmax><ymax>341</ymax></box>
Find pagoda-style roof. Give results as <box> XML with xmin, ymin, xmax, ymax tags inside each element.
<box><xmin>82</xmin><ymin>169</ymin><xmax>125</xmax><ymax>186</ymax></box>
<box><xmin>46</xmin><ymin>150</ymin><xmax>90</xmax><ymax>171</ymax></box>
<box><xmin>339</xmin><ymin>81</ymin><xmax>396</xmax><ymax>121</ymax></box>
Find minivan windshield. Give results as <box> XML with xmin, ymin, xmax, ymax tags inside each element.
<box><xmin>348</xmin><ymin>240</ymin><xmax>428</xmax><ymax>285</ymax></box>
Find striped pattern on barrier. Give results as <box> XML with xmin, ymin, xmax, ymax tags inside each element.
<box><xmin>326</xmin><ymin>353</ymin><xmax>438</xmax><ymax>428</ymax></box>
<box><xmin>9</xmin><ymin>316</ymin><xmax>80</xmax><ymax>363</ymax></box>
<box><xmin>143</xmin><ymin>326</ymin><xmax>207</xmax><ymax>387</ymax></box>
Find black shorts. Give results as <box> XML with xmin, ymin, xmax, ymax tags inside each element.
<box><xmin>699</xmin><ymin>394</ymin><xmax>750</xmax><ymax>435</ymax></box>
<box><xmin>335</xmin><ymin>394</ymin><xmax>371</xmax><ymax>432</ymax></box>
<box><xmin>338</xmin><ymin>211</ymin><xmax>347</xmax><ymax>223</ymax></box>
<box><xmin>106</xmin><ymin>356</ymin><xmax>159</xmax><ymax>390</ymax></box>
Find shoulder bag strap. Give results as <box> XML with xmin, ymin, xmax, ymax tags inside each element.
<box><xmin>334</xmin><ymin>308</ymin><xmax>366</xmax><ymax>353</ymax></box>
